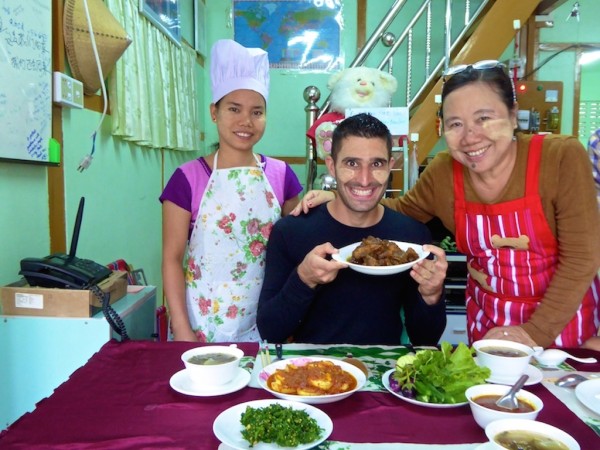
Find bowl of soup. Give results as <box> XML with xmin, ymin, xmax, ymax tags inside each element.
<box><xmin>485</xmin><ymin>418</ymin><xmax>580</xmax><ymax>450</ymax></box>
<box><xmin>473</xmin><ymin>339</ymin><xmax>535</xmax><ymax>383</ymax></box>
<box><xmin>465</xmin><ymin>383</ymin><xmax>543</xmax><ymax>429</ymax></box>
<box><xmin>181</xmin><ymin>345</ymin><xmax>244</xmax><ymax>386</ymax></box>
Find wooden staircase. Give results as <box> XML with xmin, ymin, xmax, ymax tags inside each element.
<box><xmin>408</xmin><ymin>0</ymin><xmax>543</xmax><ymax>168</ymax></box>
<box><xmin>306</xmin><ymin>0</ymin><xmax>553</xmax><ymax>193</ymax></box>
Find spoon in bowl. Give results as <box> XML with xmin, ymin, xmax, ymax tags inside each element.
<box><xmin>535</xmin><ymin>349</ymin><xmax>597</xmax><ymax>367</ymax></box>
<box><xmin>495</xmin><ymin>374</ymin><xmax>530</xmax><ymax>410</ymax></box>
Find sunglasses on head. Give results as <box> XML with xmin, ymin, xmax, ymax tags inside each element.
<box><xmin>441</xmin><ymin>59</ymin><xmax>516</xmax><ymax>105</ymax></box>
<box><xmin>443</xmin><ymin>60</ymin><xmax>506</xmax><ymax>78</ymax></box>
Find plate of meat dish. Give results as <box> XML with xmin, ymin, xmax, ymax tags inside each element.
<box><xmin>332</xmin><ymin>236</ymin><xmax>430</xmax><ymax>276</ymax></box>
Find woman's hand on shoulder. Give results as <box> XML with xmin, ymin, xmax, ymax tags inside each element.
<box><xmin>290</xmin><ymin>190</ymin><xmax>335</xmax><ymax>216</ymax></box>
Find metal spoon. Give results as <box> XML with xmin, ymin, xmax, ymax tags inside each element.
<box><xmin>495</xmin><ymin>374</ymin><xmax>530</xmax><ymax>410</ymax></box>
<box><xmin>555</xmin><ymin>373</ymin><xmax>589</xmax><ymax>388</ymax></box>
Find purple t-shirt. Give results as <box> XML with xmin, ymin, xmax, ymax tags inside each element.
<box><xmin>159</xmin><ymin>154</ymin><xmax>303</xmax><ymax>233</ymax></box>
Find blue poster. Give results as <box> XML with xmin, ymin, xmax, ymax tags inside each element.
<box><xmin>233</xmin><ymin>0</ymin><xmax>343</xmax><ymax>71</ymax></box>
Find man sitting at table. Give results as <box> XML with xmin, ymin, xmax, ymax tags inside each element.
<box><xmin>257</xmin><ymin>113</ymin><xmax>447</xmax><ymax>345</ymax></box>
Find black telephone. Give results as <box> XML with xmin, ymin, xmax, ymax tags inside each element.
<box><xmin>19</xmin><ymin>197</ymin><xmax>111</xmax><ymax>289</ymax></box>
<box><xmin>19</xmin><ymin>197</ymin><xmax>128</xmax><ymax>341</ymax></box>
<box><xmin>20</xmin><ymin>253</ymin><xmax>112</xmax><ymax>290</ymax></box>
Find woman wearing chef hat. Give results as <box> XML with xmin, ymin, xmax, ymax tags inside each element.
<box><xmin>161</xmin><ymin>40</ymin><xmax>302</xmax><ymax>342</ymax></box>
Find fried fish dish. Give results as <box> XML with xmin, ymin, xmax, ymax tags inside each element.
<box><xmin>351</xmin><ymin>236</ymin><xmax>419</xmax><ymax>266</ymax></box>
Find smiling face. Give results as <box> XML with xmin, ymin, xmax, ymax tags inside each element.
<box><xmin>326</xmin><ymin>135</ymin><xmax>393</xmax><ymax>226</ymax></box>
<box><xmin>442</xmin><ymin>81</ymin><xmax>518</xmax><ymax>176</ymax></box>
<box><xmin>211</xmin><ymin>89</ymin><xmax>266</xmax><ymax>154</ymax></box>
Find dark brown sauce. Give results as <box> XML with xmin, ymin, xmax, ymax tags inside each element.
<box><xmin>480</xmin><ymin>346</ymin><xmax>528</xmax><ymax>358</ymax></box>
<box><xmin>473</xmin><ymin>394</ymin><xmax>535</xmax><ymax>413</ymax></box>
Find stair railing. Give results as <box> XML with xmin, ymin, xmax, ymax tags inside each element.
<box><xmin>303</xmin><ymin>0</ymin><xmax>491</xmax><ymax>190</ymax></box>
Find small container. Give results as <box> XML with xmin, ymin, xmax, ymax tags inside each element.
<box><xmin>181</xmin><ymin>345</ymin><xmax>244</xmax><ymax>386</ymax></box>
<box><xmin>485</xmin><ymin>418</ymin><xmax>580</xmax><ymax>450</ymax></box>
<box><xmin>473</xmin><ymin>339</ymin><xmax>535</xmax><ymax>383</ymax></box>
<box><xmin>465</xmin><ymin>383</ymin><xmax>543</xmax><ymax>429</ymax></box>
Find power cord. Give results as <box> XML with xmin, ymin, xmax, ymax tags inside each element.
<box><xmin>77</xmin><ymin>132</ymin><xmax>97</xmax><ymax>172</ymax></box>
<box><xmin>77</xmin><ymin>0</ymin><xmax>108</xmax><ymax>172</ymax></box>
<box><xmin>91</xmin><ymin>284</ymin><xmax>129</xmax><ymax>342</ymax></box>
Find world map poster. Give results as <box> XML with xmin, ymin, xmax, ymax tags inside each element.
<box><xmin>233</xmin><ymin>0</ymin><xmax>343</xmax><ymax>71</ymax></box>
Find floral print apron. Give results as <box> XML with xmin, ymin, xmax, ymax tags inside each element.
<box><xmin>184</xmin><ymin>152</ymin><xmax>281</xmax><ymax>342</ymax></box>
<box><xmin>455</xmin><ymin>135</ymin><xmax>600</xmax><ymax>347</ymax></box>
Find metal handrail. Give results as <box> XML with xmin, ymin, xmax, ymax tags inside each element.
<box><xmin>316</xmin><ymin>0</ymin><xmax>408</xmax><ymax>118</ymax></box>
<box><xmin>304</xmin><ymin>0</ymin><xmax>491</xmax><ymax>190</ymax></box>
<box><xmin>409</xmin><ymin>0</ymin><xmax>491</xmax><ymax>110</ymax></box>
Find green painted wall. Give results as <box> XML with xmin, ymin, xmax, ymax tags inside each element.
<box><xmin>537</xmin><ymin>0</ymin><xmax>600</xmax><ymax>140</ymax></box>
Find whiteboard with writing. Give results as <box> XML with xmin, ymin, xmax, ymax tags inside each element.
<box><xmin>0</xmin><ymin>0</ymin><xmax>52</xmax><ymax>163</ymax></box>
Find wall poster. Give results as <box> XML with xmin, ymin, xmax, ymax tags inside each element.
<box><xmin>233</xmin><ymin>0</ymin><xmax>343</xmax><ymax>71</ymax></box>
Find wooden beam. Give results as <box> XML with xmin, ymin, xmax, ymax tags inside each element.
<box><xmin>536</xmin><ymin>0</ymin><xmax>568</xmax><ymax>15</ymax></box>
<box><xmin>357</xmin><ymin>0</ymin><xmax>367</xmax><ymax>51</ymax></box>
<box><xmin>49</xmin><ymin>0</ymin><xmax>66</xmax><ymax>253</ymax></box>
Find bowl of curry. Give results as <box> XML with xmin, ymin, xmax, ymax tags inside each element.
<box><xmin>258</xmin><ymin>356</ymin><xmax>367</xmax><ymax>404</ymax></box>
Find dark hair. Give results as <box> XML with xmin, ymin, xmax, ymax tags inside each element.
<box><xmin>331</xmin><ymin>113</ymin><xmax>392</xmax><ymax>160</ymax></box>
<box><xmin>441</xmin><ymin>66</ymin><xmax>515</xmax><ymax>117</ymax></box>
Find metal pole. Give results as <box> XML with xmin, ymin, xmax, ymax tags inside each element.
<box><xmin>444</xmin><ymin>0</ymin><xmax>452</xmax><ymax>72</ymax></box>
<box><xmin>303</xmin><ymin>86</ymin><xmax>321</xmax><ymax>190</ymax></box>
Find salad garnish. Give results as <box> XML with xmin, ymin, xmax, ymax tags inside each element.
<box><xmin>389</xmin><ymin>342</ymin><xmax>491</xmax><ymax>404</ymax></box>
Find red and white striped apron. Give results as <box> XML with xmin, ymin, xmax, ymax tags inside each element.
<box><xmin>455</xmin><ymin>134</ymin><xmax>600</xmax><ymax>347</ymax></box>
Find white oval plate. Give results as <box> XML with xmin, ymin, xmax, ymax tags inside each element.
<box><xmin>332</xmin><ymin>240</ymin><xmax>429</xmax><ymax>275</ymax></box>
<box><xmin>213</xmin><ymin>399</ymin><xmax>333</xmax><ymax>450</ymax></box>
<box><xmin>382</xmin><ymin>369</ymin><xmax>468</xmax><ymax>408</ymax></box>
<box><xmin>483</xmin><ymin>363</ymin><xmax>543</xmax><ymax>386</ymax></box>
<box><xmin>575</xmin><ymin>378</ymin><xmax>600</xmax><ymax>415</ymax></box>
<box><xmin>258</xmin><ymin>356</ymin><xmax>366</xmax><ymax>404</ymax></box>
<box><xmin>169</xmin><ymin>368</ymin><xmax>250</xmax><ymax>397</ymax></box>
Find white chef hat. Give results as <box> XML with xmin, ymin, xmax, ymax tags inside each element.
<box><xmin>210</xmin><ymin>39</ymin><xmax>270</xmax><ymax>103</ymax></box>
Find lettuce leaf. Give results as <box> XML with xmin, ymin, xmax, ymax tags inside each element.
<box><xmin>392</xmin><ymin>342</ymin><xmax>491</xmax><ymax>404</ymax></box>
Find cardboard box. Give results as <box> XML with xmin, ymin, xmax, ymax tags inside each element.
<box><xmin>0</xmin><ymin>271</ymin><xmax>128</xmax><ymax>318</ymax></box>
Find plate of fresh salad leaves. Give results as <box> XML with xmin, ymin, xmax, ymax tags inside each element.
<box><xmin>382</xmin><ymin>342</ymin><xmax>491</xmax><ymax>408</ymax></box>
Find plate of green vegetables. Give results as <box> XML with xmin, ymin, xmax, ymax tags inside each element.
<box><xmin>383</xmin><ymin>342</ymin><xmax>491</xmax><ymax>408</ymax></box>
<box><xmin>213</xmin><ymin>399</ymin><xmax>332</xmax><ymax>449</ymax></box>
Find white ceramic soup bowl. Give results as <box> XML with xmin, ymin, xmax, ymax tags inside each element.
<box><xmin>473</xmin><ymin>339</ymin><xmax>535</xmax><ymax>383</ymax></box>
<box><xmin>181</xmin><ymin>345</ymin><xmax>244</xmax><ymax>386</ymax></box>
<box><xmin>485</xmin><ymin>418</ymin><xmax>580</xmax><ymax>450</ymax></box>
<box><xmin>465</xmin><ymin>383</ymin><xmax>543</xmax><ymax>429</ymax></box>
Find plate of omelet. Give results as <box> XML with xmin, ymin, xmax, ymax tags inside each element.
<box><xmin>257</xmin><ymin>356</ymin><xmax>366</xmax><ymax>404</ymax></box>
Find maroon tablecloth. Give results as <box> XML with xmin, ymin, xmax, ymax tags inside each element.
<box><xmin>1</xmin><ymin>340</ymin><xmax>599</xmax><ymax>449</ymax></box>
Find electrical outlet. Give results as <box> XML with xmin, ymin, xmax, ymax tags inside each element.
<box><xmin>72</xmin><ymin>81</ymin><xmax>84</xmax><ymax>109</ymax></box>
<box><xmin>53</xmin><ymin>72</ymin><xmax>84</xmax><ymax>109</ymax></box>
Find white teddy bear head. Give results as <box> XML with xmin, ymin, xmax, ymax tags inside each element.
<box><xmin>328</xmin><ymin>67</ymin><xmax>398</xmax><ymax>112</ymax></box>
<box><xmin>311</xmin><ymin>67</ymin><xmax>398</xmax><ymax>159</ymax></box>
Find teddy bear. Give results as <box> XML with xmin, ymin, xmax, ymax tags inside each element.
<box><xmin>307</xmin><ymin>67</ymin><xmax>398</xmax><ymax>160</ymax></box>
